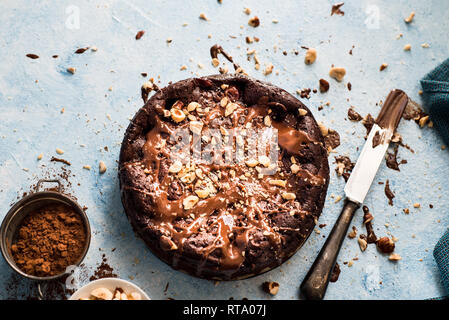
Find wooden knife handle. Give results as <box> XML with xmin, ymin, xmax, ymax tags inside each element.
<box><xmin>300</xmin><ymin>199</ymin><xmax>360</xmax><ymax>300</ymax></box>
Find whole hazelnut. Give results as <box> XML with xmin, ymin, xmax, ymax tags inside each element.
<box><xmin>376</xmin><ymin>237</ymin><xmax>395</xmax><ymax>253</ymax></box>
<box><xmin>262</xmin><ymin>281</ymin><xmax>279</xmax><ymax>295</ymax></box>
<box><xmin>319</xmin><ymin>79</ymin><xmax>330</xmax><ymax>93</ymax></box>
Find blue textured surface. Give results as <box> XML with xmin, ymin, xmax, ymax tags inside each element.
<box><xmin>0</xmin><ymin>0</ymin><xmax>448</xmax><ymax>300</ymax></box>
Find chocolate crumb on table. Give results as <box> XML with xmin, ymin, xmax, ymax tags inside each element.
<box><xmin>362</xmin><ymin>206</ymin><xmax>377</xmax><ymax>244</ymax></box>
<box><xmin>26</xmin><ymin>53</ymin><xmax>39</xmax><ymax>59</ymax></box>
<box><xmin>385</xmin><ymin>144</ymin><xmax>407</xmax><ymax>171</ymax></box>
<box><xmin>384</xmin><ymin>179</ymin><xmax>395</xmax><ymax>206</ymax></box>
<box><xmin>334</xmin><ymin>155</ymin><xmax>354</xmax><ymax>181</ymax></box>
<box><xmin>347</xmin><ymin>107</ymin><xmax>362</xmax><ymax>121</ymax></box>
<box><xmin>50</xmin><ymin>156</ymin><xmax>71</xmax><ymax>166</ymax></box>
<box><xmin>331</xmin><ymin>3</ymin><xmax>345</xmax><ymax>16</ymax></box>
<box><xmin>135</xmin><ymin>30</ymin><xmax>145</xmax><ymax>40</ymax></box>
<box><xmin>324</xmin><ymin>128</ymin><xmax>341</xmax><ymax>152</ymax></box>
<box><xmin>361</xmin><ymin>113</ymin><xmax>375</xmax><ymax>137</ymax></box>
<box><xmin>74</xmin><ymin>47</ymin><xmax>89</xmax><ymax>54</ymax></box>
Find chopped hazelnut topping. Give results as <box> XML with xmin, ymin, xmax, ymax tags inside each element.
<box><xmin>264</xmin><ymin>115</ymin><xmax>272</xmax><ymax>127</ymax></box>
<box><xmin>317</xmin><ymin>122</ymin><xmax>329</xmax><ymax>136</ymax></box>
<box><xmin>183</xmin><ymin>195</ymin><xmax>199</xmax><ymax>210</ymax></box>
<box><xmin>358</xmin><ymin>237</ymin><xmax>367</xmax><ymax>251</ymax></box>
<box><xmin>99</xmin><ymin>161</ymin><xmax>107</xmax><ymax>174</ymax></box>
<box><xmin>389</xmin><ymin>253</ymin><xmax>402</xmax><ymax>261</ymax></box>
<box><xmin>170</xmin><ymin>108</ymin><xmax>186</xmax><ymax>123</ymax></box>
<box><xmin>245</xmin><ymin>159</ymin><xmax>259</xmax><ymax>167</ymax></box>
<box><xmin>220</xmin><ymin>97</ymin><xmax>229</xmax><ymax>108</ymax></box>
<box><xmin>329</xmin><ymin>67</ymin><xmax>346</xmax><ymax>81</ymax></box>
<box><xmin>163</xmin><ymin>109</ymin><xmax>171</xmax><ymax>117</ymax></box>
<box><xmin>258</xmin><ymin>155</ymin><xmax>270</xmax><ymax>167</ymax></box>
<box><xmin>248</xmin><ymin>16</ymin><xmax>260</xmax><ymax>27</ymax></box>
<box><xmin>168</xmin><ymin>160</ymin><xmax>183</xmax><ymax>173</ymax></box>
<box><xmin>211</xmin><ymin>58</ymin><xmax>220</xmax><ymax>67</ymax></box>
<box><xmin>404</xmin><ymin>11</ymin><xmax>415</xmax><ymax>23</ymax></box>
<box><xmin>189</xmin><ymin>121</ymin><xmax>203</xmax><ymax>135</ymax></box>
<box><xmin>298</xmin><ymin>109</ymin><xmax>307</xmax><ymax>116</ymax></box>
<box><xmin>225</xmin><ymin>102</ymin><xmax>238</xmax><ymax>116</ymax></box>
<box><xmin>348</xmin><ymin>226</ymin><xmax>357</xmax><ymax>238</ymax></box>
<box><xmin>269</xmin><ymin>180</ymin><xmax>287</xmax><ymax>188</ymax></box>
<box><xmin>220</xmin><ymin>126</ymin><xmax>228</xmax><ymax>136</ymax></box>
<box><xmin>264</xmin><ymin>63</ymin><xmax>274</xmax><ymax>75</ymax></box>
<box><xmin>304</xmin><ymin>48</ymin><xmax>317</xmax><ymax>64</ymax></box>
<box><xmin>419</xmin><ymin>115</ymin><xmax>429</xmax><ymax>127</ymax></box>
<box><xmin>195</xmin><ymin>168</ymin><xmax>203</xmax><ymax>179</ymax></box>
<box><xmin>290</xmin><ymin>164</ymin><xmax>300</xmax><ymax>174</ymax></box>
<box><xmin>187</xmin><ymin>102</ymin><xmax>200</xmax><ymax>112</ymax></box>
<box><xmin>195</xmin><ymin>189</ymin><xmax>210</xmax><ymax>199</ymax></box>
<box><xmin>282</xmin><ymin>192</ymin><xmax>296</xmax><ymax>200</ymax></box>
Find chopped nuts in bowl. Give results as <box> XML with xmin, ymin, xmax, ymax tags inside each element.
<box><xmin>69</xmin><ymin>278</ymin><xmax>150</xmax><ymax>300</ymax></box>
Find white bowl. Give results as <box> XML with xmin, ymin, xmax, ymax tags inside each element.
<box><xmin>69</xmin><ymin>278</ymin><xmax>150</xmax><ymax>300</ymax></box>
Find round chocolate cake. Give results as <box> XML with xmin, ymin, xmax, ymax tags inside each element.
<box><xmin>119</xmin><ymin>74</ymin><xmax>329</xmax><ymax>280</ymax></box>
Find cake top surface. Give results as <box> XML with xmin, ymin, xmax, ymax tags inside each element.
<box><xmin>119</xmin><ymin>74</ymin><xmax>329</xmax><ymax>279</ymax></box>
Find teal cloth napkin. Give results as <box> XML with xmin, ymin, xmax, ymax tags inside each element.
<box><xmin>421</xmin><ymin>58</ymin><xmax>449</xmax><ymax>296</ymax></box>
<box><xmin>420</xmin><ymin>58</ymin><xmax>449</xmax><ymax>148</ymax></box>
<box><xmin>434</xmin><ymin>229</ymin><xmax>449</xmax><ymax>295</ymax></box>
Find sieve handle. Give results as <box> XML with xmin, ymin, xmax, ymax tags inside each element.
<box><xmin>36</xmin><ymin>179</ymin><xmax>61</xmax><ymax>193</ymax></box>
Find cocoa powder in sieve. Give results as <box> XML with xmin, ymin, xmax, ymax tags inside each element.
<box><xmin>11</xmin><ymin>203</ymin><xmax>87</xmax><ymax>277</ymax></box>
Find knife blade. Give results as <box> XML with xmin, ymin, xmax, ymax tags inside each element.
<box><xmin>345</xmin><ymin>90</ymin><xmax>409</xmax><ymax>204</ymax></box>
<box><xmin>300</xmin><ymin>89</ymin><xmax>409</xmax><ymax>300</ymax></box>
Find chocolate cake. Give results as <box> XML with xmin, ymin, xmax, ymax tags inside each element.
<box><xmin>119</xmin><ymin>74</ymin><xmax>329</xmax><ymax>280</ymax></box>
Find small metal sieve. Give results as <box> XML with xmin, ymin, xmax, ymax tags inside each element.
<box><xmin>0</xmin><ymin>179</ymin><xmax>91</xmax><ymax>296</ymax></box>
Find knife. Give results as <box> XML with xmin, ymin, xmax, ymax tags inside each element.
<box><xmin>300</xmin><ymin>89</ymin><xmax>409</xmax><ymax>300</ymax></box>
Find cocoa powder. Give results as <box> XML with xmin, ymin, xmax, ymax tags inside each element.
<box><xmin>11</xmin><ymin>203</ymin><xmax>86</xmax><ymax>277</ymax></box>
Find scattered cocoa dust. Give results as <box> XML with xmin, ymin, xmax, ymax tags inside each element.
<box><xmin>89</xmin><ymin>254</ymin><xmax>117</xmax><ymax>281</ymax></box>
